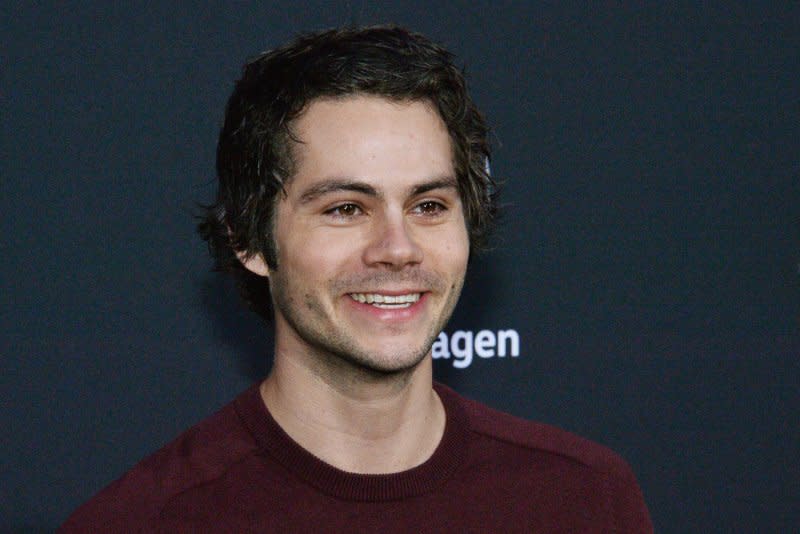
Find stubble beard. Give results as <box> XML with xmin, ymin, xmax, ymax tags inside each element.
<box><xmin>269</xmin><ymin>268</ymin><xmax>465</xmax><ymax>382</ymax></box>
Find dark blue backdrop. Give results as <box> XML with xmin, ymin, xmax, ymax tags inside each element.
<box><xmin>3</xmin><ymin>2</ymin><xmax>798</xmax><ymax>531</ymax></box>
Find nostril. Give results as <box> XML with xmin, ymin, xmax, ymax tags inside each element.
<box><xmin>363</xmin><ymin>218</ymin><xmax>423</xmax><ymax>267</ymax></box>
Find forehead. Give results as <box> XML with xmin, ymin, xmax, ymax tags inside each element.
<box><xmin>286</xmin><ymin>95</ymin><xmax>454</xmax><ymax>193</ymax></box>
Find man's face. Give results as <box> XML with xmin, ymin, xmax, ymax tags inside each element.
<box><xmin>245</xmin><ymin>95</ymin><xmax>469</xmax><ymax>374</ymax></box>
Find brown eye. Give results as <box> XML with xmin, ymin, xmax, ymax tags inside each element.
<box><xmin>415</xmin><ymin>201</ymin><xmax>446</xmax><ymax>215</ymax></box>
<box><xmin>327</xmin><ymin>203</ymin><xmax>362</xmax><ymax>217</ymax></box>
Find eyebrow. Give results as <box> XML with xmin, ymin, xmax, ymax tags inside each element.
<box><xmin>409</xmin><ymin>176</ymin><xmax>458</xmax><ymax>197</ymax></box>
<box><xmin>297</xmin><ymin>176</ymin><xmax>458</xmax><ymax>204</ymax></box>
<box><xmin>298</xmin><ymin>179</ymin><xmax>378</xmax><ymax>204</ymax></box>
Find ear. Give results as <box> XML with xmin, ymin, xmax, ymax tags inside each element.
<box><xmin>236</xmin><ymin>250</ymin><xmax>270</xmax><ymax>277</ymax></box>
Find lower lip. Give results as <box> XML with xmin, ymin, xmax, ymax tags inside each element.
<box><xmin>345</xmin><ymin>293</ymin><xmax>429</xmax><ymax>321</ymax></box>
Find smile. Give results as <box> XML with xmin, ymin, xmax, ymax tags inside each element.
<box><xmin>349</xmin><ymin>293</ymin><xmax>422</xmax><ymax>308</ymax></box>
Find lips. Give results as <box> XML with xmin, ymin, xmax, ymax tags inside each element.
<box><xmin>349</xmin><ymin>292</ymin><xmax>422</xmax><ymax>308</ymax></box>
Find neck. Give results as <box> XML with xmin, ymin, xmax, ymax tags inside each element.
<box><xmin>260</xmin><ymin>345</ymin><xmax>445</xmax><ymax>474</ymax></box>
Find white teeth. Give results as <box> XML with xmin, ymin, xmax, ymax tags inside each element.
<box><xmin>349</xmin><ymin>293</ymin><xmax>421</xmax><ymax>307</ymax></box>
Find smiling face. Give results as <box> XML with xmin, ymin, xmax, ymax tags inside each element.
<box><xmin>242</xmin><ymin>95</ymin><xmax>470</xmax><ymax>374</ymax></box>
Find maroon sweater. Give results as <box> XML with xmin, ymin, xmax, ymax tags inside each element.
<box><xmin>61</xmin><ymin>383</ymin><xmax>652</xmax><ymax>533</ymax></box>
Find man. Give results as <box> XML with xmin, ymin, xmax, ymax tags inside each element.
<box><xmin>62</xmin><ymin>26</ymin><xmax>652</xmax><ymax>532</ymax></box>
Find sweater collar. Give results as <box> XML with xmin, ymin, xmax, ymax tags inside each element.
<box><xmin>235</xmin><ymin>381</ymin><xmax>470</xmax><ymax>501</ymax></box>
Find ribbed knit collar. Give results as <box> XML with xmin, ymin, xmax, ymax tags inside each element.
<box><xmin>234</xmin><ymin>381</ymin><xmax>470</xmax><ymax>502</ymax></box>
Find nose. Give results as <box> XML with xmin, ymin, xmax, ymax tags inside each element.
<box><xmin>362</xmin><ymin>212</ymin><xmax>423</xmax><ymax>269</ymax></box>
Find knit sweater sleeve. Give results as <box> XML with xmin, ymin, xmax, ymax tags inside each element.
<box><xmin>604</xmin><ymin>455</ymin><xmax>653</xmax><ymax>533</ymax></box>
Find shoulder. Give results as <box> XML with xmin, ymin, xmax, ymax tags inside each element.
<box><xmin>437</xmin><ymin>384</ymin><xmax>653</xmax><ymax>532</ymax></box>
<box><xmin>438</xmin><ymin>382</ymin><xmax>639</xmax><ymax>483</ymax></box>
<box><xmin>60</xmin><ymin>388</ymin><xmax>260</xmax><ymax>533</ymax></box>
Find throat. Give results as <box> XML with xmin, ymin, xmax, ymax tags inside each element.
<box><xmin>259</xmin><ymin>371</ymin><xmax>446</xmax><ymax>474</ymax></box>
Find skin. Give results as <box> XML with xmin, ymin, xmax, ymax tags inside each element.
<box><xmin>241</xmin><ymin>95</ymin><xmax>470</xmax><ymax>474</ymax></box>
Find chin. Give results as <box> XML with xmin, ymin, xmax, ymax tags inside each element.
<box><xmin>336</xmin><ymin>344</ymin><xmax>431</xmax><ymax>376</ymax></box>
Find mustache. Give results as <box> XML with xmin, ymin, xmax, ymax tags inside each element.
<box><xmin>330</xmin><ymin>269</ymin><xmax>446</xmax><ymax>293</ymax></box>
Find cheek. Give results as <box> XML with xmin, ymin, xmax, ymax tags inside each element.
<box><xmin>278</xmin><ymin>230</ymin><xmax>356</xmax><ymax>283</ymax></box>
<box><xmin>448</xmin><ymin>224</ymin><xmax>470</xmax><ymax>264</ymax></box>
<box><xmin>444</xmin><ymin>241</ymin><xmax>467</xmax><ymax>265</ymax></box>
